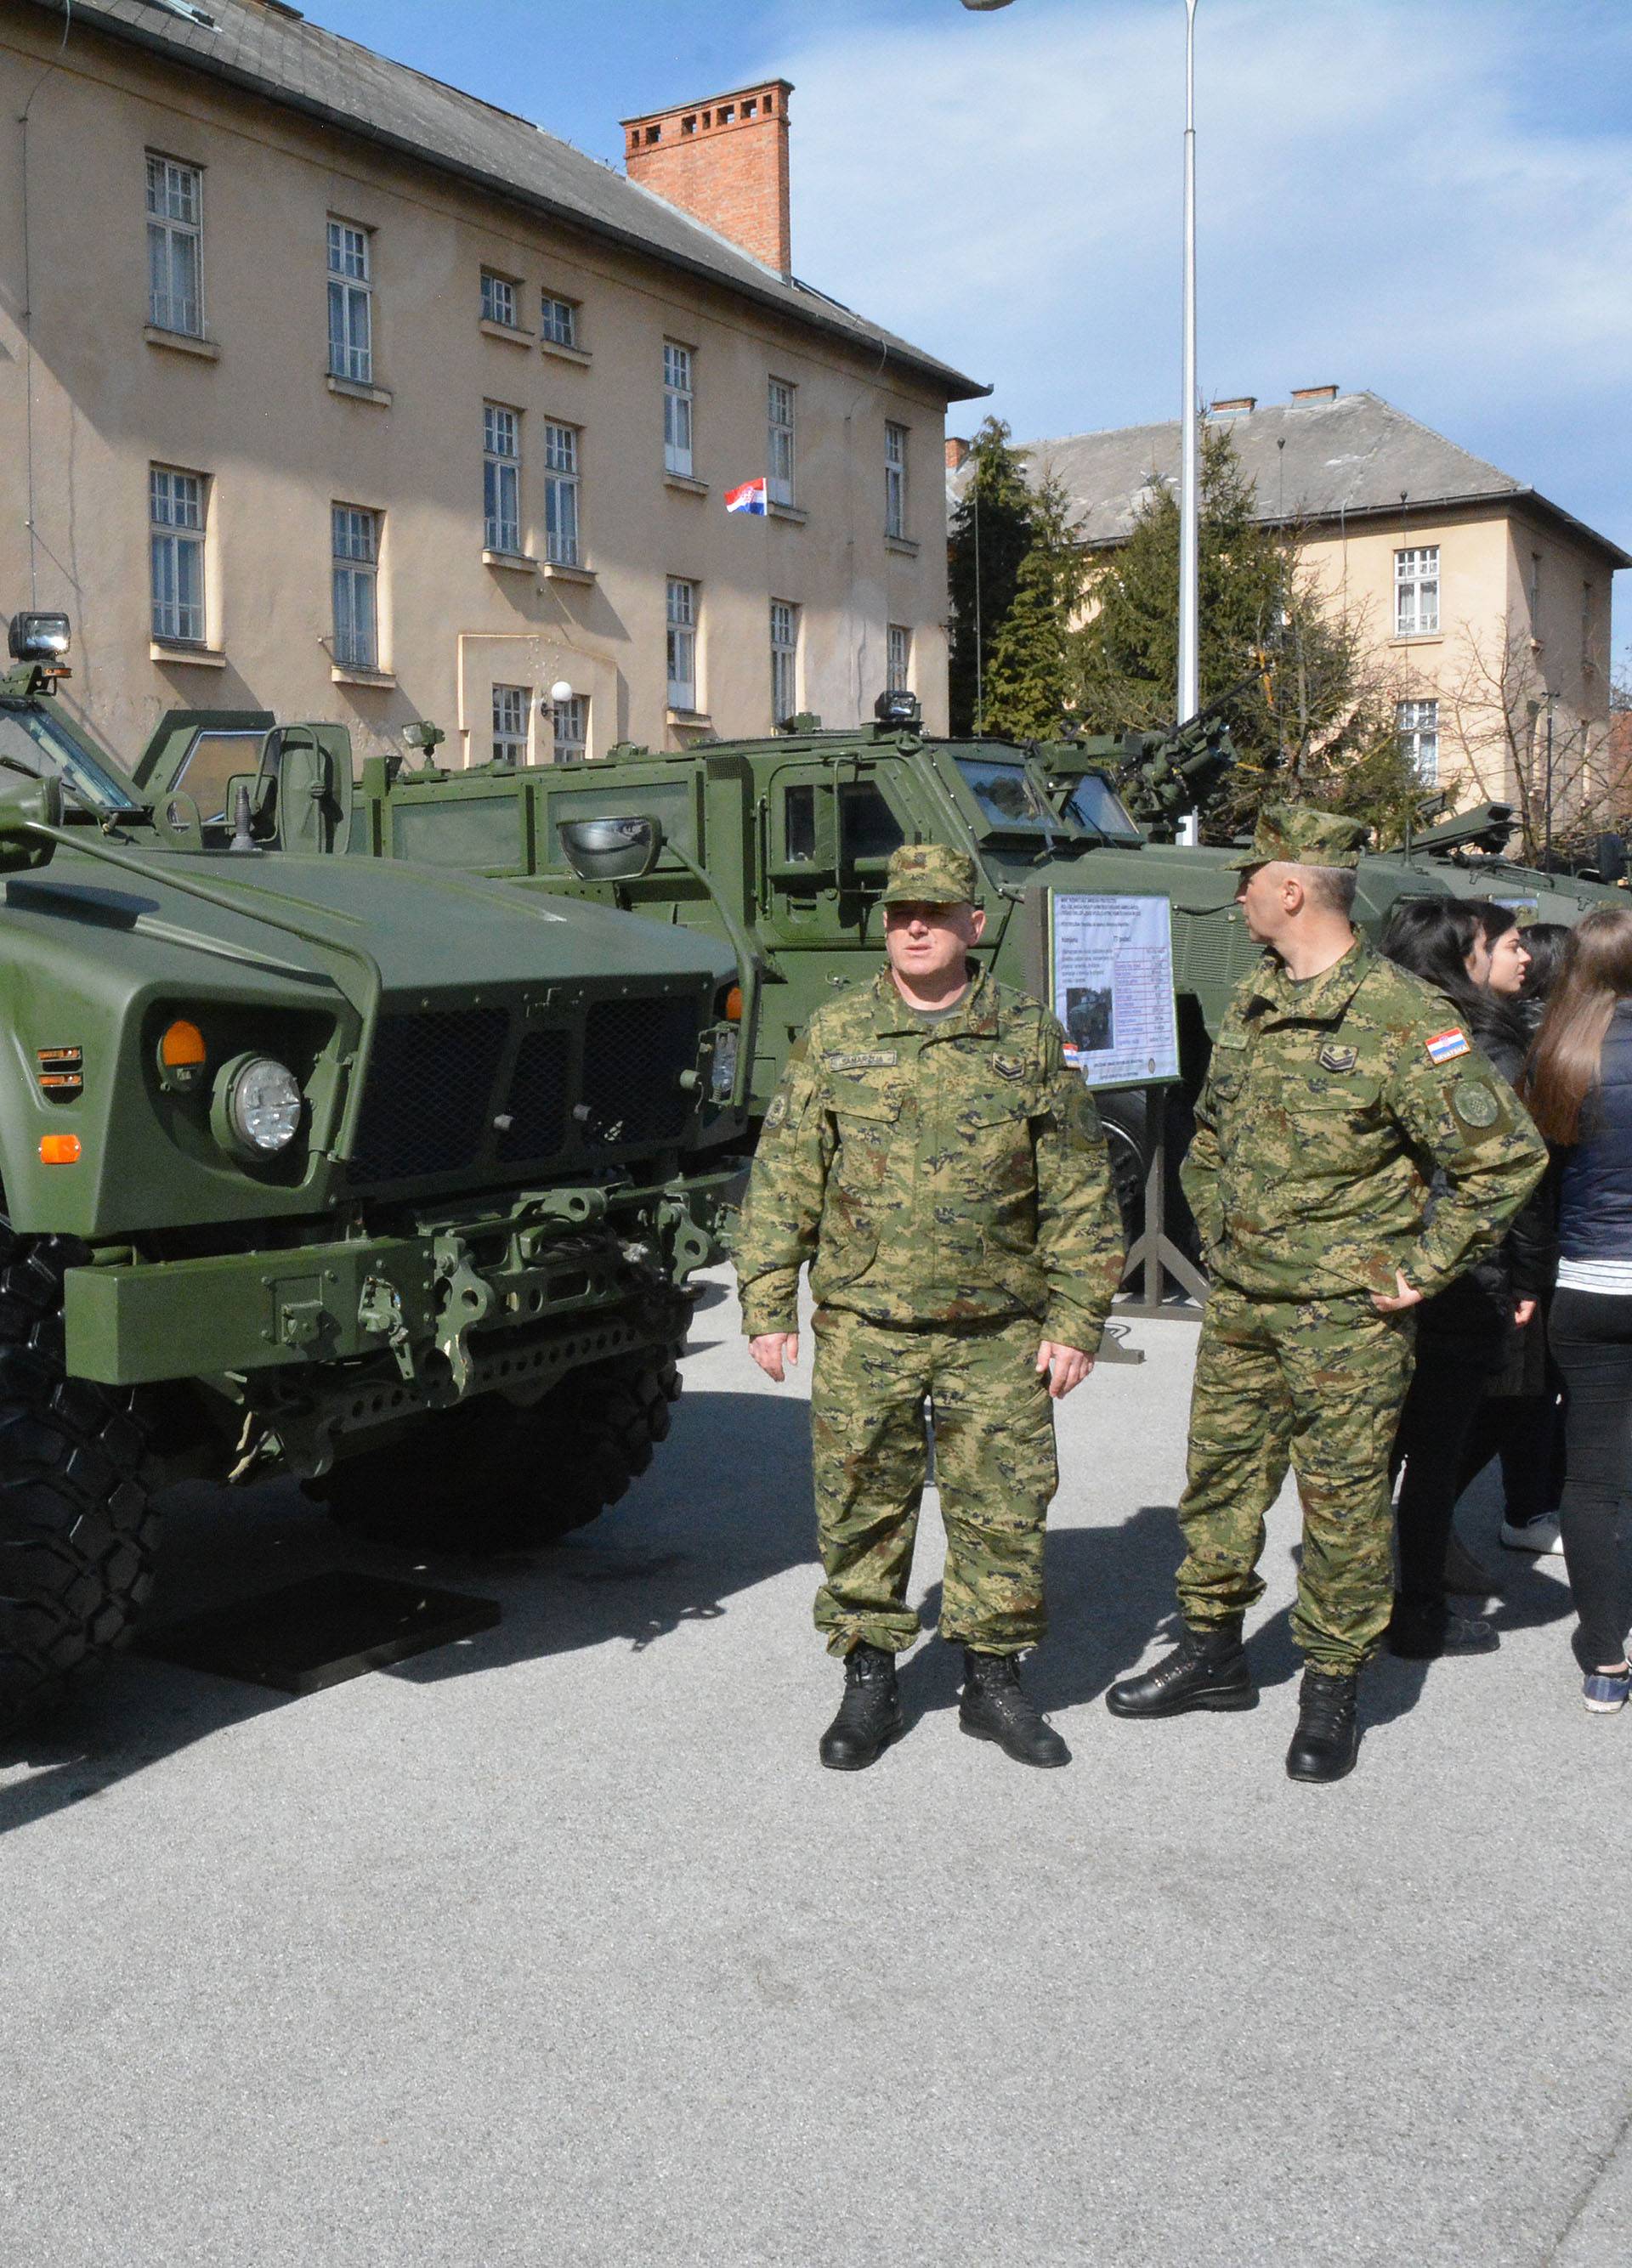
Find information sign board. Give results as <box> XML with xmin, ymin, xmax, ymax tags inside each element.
<box><xmin>1047</xmin><ymin>891</ymin><xmax>1180</xmax><ymax>1091</ymax></box>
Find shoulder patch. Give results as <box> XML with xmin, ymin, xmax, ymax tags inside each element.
<box><xmin>764</xmin><ymin>1091</ymin><xmax>789</xmax><ymax>1129</ymax></box>
<box><xmin>1425</xmin><ymin>1027</ymin><xmax>1471</xmax><ymax>1065</ymax></box>
<box><xmin>1453</xmin><ymin>1079</ymin><xmax>1500</xmax><ymax>1128</ymax></box>
<box><xmin>823</xmin><ymin>1049</ymin><xmax>898</xmax><ymax>1072</ymax></box>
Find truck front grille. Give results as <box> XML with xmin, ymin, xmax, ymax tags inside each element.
<box><xmin>496</xmin><ymin>1027</ymin><xmax>572</xmax><ymax>1162</ymax></box>
<box><xmin>583</xmin><ymin>996</ymin><xmax>699</xmax><ymax>1145</ymax></box>
<box><xmin>348</xmin><ymin>1007</ymin><xmax>509</xmax><ymax>1183</ymax></box>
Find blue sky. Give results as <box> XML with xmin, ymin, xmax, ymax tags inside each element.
<box><xmin>314</xmin><ymin>0</ymin><xmax>1632</xmax><ymax>654</ymax></box>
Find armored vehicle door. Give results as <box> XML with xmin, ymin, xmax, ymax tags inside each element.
<box><xmin>253</xmin><ymin>723</ymin><xmax>354</xmax><ymax>855</ymax></box>
<box><xmin>133</xmin><ymin>711</ymin><xmax>275</xmax><ymax>825</ymax></box>
<box><xmin>760</xmin><ymin>760</ymin><xmax>907</xmax><ymax>950</ymax></box>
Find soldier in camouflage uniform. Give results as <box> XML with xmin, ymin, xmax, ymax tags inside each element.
<box><xmin>1107</xmin><ymin>805</ymin><xmax>1546</xmax><ymax>1782</ymax></box>
<box><xmin>735</xmin><ymin>844</ymin><xmax>1125</xmax><ymax>1771</ymax></box>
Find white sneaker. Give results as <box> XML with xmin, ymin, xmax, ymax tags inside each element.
<box><xmin>1500</xmin><ymin>1514</ymin><xmax>1564</xmax><ymax>1557</ymax></box>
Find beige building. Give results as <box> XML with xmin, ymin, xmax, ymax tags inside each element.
<box><xmin>1</xmin><ymin>0</ymin><xmax>984</xmax><ymax>774</ymax></box>
<box><xmin>1006</xmin><ymin>389</ymin><xmax>1628</xmax><ymax>824</ymax></box>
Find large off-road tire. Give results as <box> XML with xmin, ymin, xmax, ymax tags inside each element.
<box><xmin>316</xmin><ymin>1343</ymin><xmax>683</xmax><ymax>1555</ymax></box>
<box><xmin>0</xmin><ymin>1224</ymin><xmax>159</xmax><ymax>1739</ymax></box>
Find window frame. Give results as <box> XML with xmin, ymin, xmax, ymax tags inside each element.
<box><xmin>149</xmin><ymin>465</ymin><xmax>207</xmax><ymax>645</ymax></box>
<box><xmin>492</xmin><ymin>682</ymin><xmax>531</xmax><ymax>765</ymax></box>
<box><xmin>770</xmin><ymin>597</ymin><xmax>798</xmax><ymax>725</ymax></box>
<box><xmin>884</xmin><ymin>421</ymin><xmax>909</xmax><ymax>540</ymax></box>
<box><xmin>663</xmin><ymin>340</ymin><xmax>694</xmax><ymax>477</ymax></box>
<box><xmin>1393</xmin><ymin>544</ymin><xmax>1440</xmax><ymax>637</ymax></box>
<box><xmin>331</xmin><ymin>503</ymin><xmax>380</xmax><ymax>671</ymax></box>
<box><xmin>552</xmin><ymin>693</ymin><xmax>589</xmax><ymax>763</ymax></box>
<box><xmin>666</xmin><ymin>576</ymin><xmax>698</xmax><ymax>710</ymax></box>
<box><xmin>145</xmin><ymin>152</ymin><xmax>203</xmax><ymax>338</ymax></box>
<box><xmin>887</xmin><ymin>622</ymin><xmax>911</xmax><ymax>693</ymax></box>
<box><xmin>768</xmin><ymin>377</ymin><xmax>796</xmax><ymax>507</ymax></box>
<box><xmin>326</xmin><ymin>218</ymin><xmax>373</xmax><ymax>384</ymax></box>
<box><xmin>483</xmin><ymin>401</ymin><xmax>523</xmax><ymax>557</ymax></box>
<box><xmin>1397</xmin><ymin>696</ymin><xmax>1440</xmax><ymax>785</ymax></box>
<box><xmin>542</xmin><ymin>420</ymin><xmax>581</xmax><ymax>568</ymax></box>
<box><xmin>480</xmin><ymin>269</ymin><xmax>519</xmax><ymax>330</ymax></box>
<box><xmin>540</xmin><ymin>292</ymin><xmax>579</xmax><ymax>350</ymax></box>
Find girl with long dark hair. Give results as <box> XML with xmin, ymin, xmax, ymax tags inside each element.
<box><xmin>1380</xmin><ymin>899</ymin><xmax>1553</xmax><ymax>1656</ymax></box>
<box><xmin>1522</xmin><ymin>906</ymin><xmax>1632</xmax><ymax>1710</ymax></box>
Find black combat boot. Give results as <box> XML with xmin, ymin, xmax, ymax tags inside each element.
<box><xmin>1285</xmin><ymin>1667</ymin><xmax>1360</xmax><ymax>1784</ymax></box>
<box><xmin>1387</xmin><ymin>1591</ymin><xmax>1499</xmax><ymax>1660</ymax></box>
<box><xmin>818</xmin><ymin>1643</ymin><xmax>904</xmax><ymax>1771</ymax></box>
<box><xmin>1105</xmin><ymin>1619</ymin><xmax>1255</xmax><ymax>1718</ymax></box>
<box><xmin>959</xmin><ymin>1649</ymin><xmax>1070</xmax><ymax>1767</ymax></box>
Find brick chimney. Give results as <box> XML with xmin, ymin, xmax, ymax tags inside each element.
<box><xmin>1290</xmin><ymin>384</ymin><xmax>1340</xmax><ymax>404</ymax></box>
<box><xmin>621</xmin><ymin>81</ymin><xmax>794</xmax><ymax>276</ymax></box>
<box><xmin>945</xmin><ymin>436</ymin><xmax>971</xmax><ymax>472</ymax></box>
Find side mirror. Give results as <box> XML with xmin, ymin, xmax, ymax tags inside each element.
<box><xmin>0</xmin><ymin>772</ymin><xmax>62</xmax><ymax>870</ymax></box>
<box><xmin>557</xmin><ymin>815</ymin><xmax>665</xmax><ymax>883</ymax></box>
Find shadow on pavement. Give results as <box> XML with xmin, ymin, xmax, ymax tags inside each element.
<box><xmin>0</xmin><ymin>1385</ymin><xmax>814</xmax><ymax>1835</ymax></box>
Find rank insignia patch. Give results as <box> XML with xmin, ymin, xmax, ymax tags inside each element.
<box><xmin>1318</xmin><ymin>1044</ymin><xmax>1357</xmax><ymax>1073</ymax></box>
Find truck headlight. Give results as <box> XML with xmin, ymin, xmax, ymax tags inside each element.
<box><xmin>215</xmin><ymin>1053</ymin><xmax>303</xmax><ymax>1156</ymax></box>
<box><xmin>709</xmin><ymin>1026</ymin><xmax>740</xmax><ymax>1101</ymax></box>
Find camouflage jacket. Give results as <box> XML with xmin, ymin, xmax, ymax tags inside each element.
<box><xmin>1182</xmin><ymin>938</ymin><xmax>1547</xmax><ymax>1301</ymax></box>
<box><xmin>734</xmin><ymin>965</ymin><xmax>1125</xmax><ymax>1347</ymax></box>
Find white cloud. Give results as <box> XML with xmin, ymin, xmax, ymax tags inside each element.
<box><xmin>779</xmin><ymin>0</ymin><xmax>1632</xmax><ymax>574</ymax></box>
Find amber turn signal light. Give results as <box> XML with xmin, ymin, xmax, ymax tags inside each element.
<box><xmin>160</xmin><ymin>1019</ymin><xmax>208</xmax><ymax>1067</ymax></box>
<box><xmin>39</xmin><ymin>1134</ymin><xmax>82</xmax><ymax>1165</ymax></box>
<box><xmin>722</xmin><ymin>985</ymin><xmax>743</xmax><ymax>1024</ymax></box>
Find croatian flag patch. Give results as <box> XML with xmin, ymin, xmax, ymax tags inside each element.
<box><xmin>1425</xmin><ymin>1027</ymin><xmax>1471</xmax><ymax>1065</ymax></box>
<box><xmin>724</xmin><ymin>477</ymin><xmax>768</xmax><ymax>515</ymax></box>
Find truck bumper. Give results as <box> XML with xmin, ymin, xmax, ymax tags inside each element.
<box><xmin>63</xmin><ymin>1166</ymin><xmax>745</xmax><ymax>1389</ymax></box>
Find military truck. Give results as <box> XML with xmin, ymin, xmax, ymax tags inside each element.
<box><xmin>1383</xmin><ymin>800</ymin><xmax>1628</xmax><ymax>925</ymax></box>
<box><xmin>0</xmin><ymin>614</ymin><xmax>751</xmax><ymax>1735</ymax></box>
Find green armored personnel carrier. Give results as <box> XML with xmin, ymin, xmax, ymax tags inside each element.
<box><xmin>1380</xmin><ymin>800</ymin><xmax>1628</xmax><ymax>925</ymax></box>
<box><xmin>0</xmin><ymin>615</ymin><xmax>750</xmax><ymax>1734</ymax></box>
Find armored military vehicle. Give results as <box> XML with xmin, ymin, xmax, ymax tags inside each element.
<box><xmin>0</xmin><ymin>615</ymin><xmax>750</xmax><ymax>1734</ymax></box>
<box><xmin>1382</xmin><ymin>800</ymin><xmax>1628</xmax><ymax>925</ymax></box>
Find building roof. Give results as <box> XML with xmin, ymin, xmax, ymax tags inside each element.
<box><xmin>1006</xmin><ymin>390</ymin><xmax>1630</xmax><ymax>567</ymax></box>
<box><xmin>35</xmin><ymin>0</ymin><xmax>988</xmax><ymax>403</ymax></box>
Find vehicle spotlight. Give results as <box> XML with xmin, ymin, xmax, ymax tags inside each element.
<box><xmin>8</xmin><ymin>612</ymin><xmax>71</xmax><ymax>663</ymax></box>
<box><xmin>873</xmin><ymin>688</ymin><xmax>921</xmax><ymax>728</ymax></box>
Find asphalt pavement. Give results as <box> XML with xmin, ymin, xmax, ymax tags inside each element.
<box><xmin>2</xmin><ymin>1268</ymin><xmax>1626</xmax><ymax>2268</ymax></box>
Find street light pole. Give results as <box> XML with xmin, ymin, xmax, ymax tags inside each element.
<box><xmin>1176</xmin><ymin>0</ymin><xmax>1200</xmax><ymax>844</ymax></box>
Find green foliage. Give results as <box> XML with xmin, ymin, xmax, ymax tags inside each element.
<box><xmin>979</xmin><ymin>475</ymin><xmax>1084</xmax><ymax>740</ymax></box>
<box><xmin>947</xmin><ymin>418</ymin><xmax>1037</xmax><ymax>736</ymax></box>
<box><xmin>1071</xmin><ymin>425</ymin><xmax>1422</xmax><ymax>845</ymax></box>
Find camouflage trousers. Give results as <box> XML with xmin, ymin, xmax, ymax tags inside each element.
<box><xmin>809</xmin><ymin>1306</ymin><xmax>1058</xmax><ymax>1657</ymax></box>
<box><xmin>1175</xmin><ymin>1284</ymin><xmax>1416</xmax><ymax>1672</ymax></box>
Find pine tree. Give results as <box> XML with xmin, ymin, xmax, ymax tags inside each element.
<box><xmin>980</xmin><ymin>474</ymin><xmax>1084</xmax><ymax>740</ymax></box>
<box><xmin>947</xmin><ymin>417</ymin><xmax>1037</xmax><ymax>734</ymax></box>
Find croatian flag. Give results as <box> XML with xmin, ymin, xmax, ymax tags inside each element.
<box><xmin>724</xmin><ymin>476</ymin><xmax>768</xmax><ymax>516</ymax></box>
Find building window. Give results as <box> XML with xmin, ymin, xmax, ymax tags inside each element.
<box><xmin>327</xmin><ymin>219</ymin><xmax>372</xmax><ymax>383</ymax></box>
<box><xmin>552</xmin><ymin>693</ymin><xmax>588</xmax><ymax>762</ymax></box>
<box><xmin>331</xmin><ymin>505</ymin><xmax>380</xmax><ymax>670</ymax></box>
<box><xmin>492</xmin><ymin>684</ymin><xmax>530</xmax><ymax>764</ymax></box>
<box><xmin>885</xmin><ymin>421</ymin><xmax>909</xmax><ymax>539</ymax></box>
<box><xmin>149</xmin><ymin>467</ymin><xmax>206</xmax><ymax>643</ymax></box>
<box><xmin>887</xmin><ymin>623</ymin><xmax>911</xmax><ymax>693</ymax></box>
<box><xmin>1397</xmin><ymin>698</ymin><xmax>1439</xmax><ymax>785</ymax></box>
<box><xmin>770</xmin><ymin>598</ymin><xmax>798</xmax><ymax>724</ymax></box>
<box><xmin>1394</xmin><ymin>545</ymin><xmax>1439</xmax><ymax>636</ymax></box>
<box><xmin>664</xmin><ymin>342</ymin><xmax>694</xmax><ymax>477</ymax></box>
<box><xmin>543</xmin><ymin>421</ymin><xmax>581</xmax><ymax>567</ymax></box>
<box><xmin>145</xmin><ymin>154</ymin><xmax>202</xmax><ymax>337</ymax></box>
<box><xmin>480</xmin><ymin>271</ymin><xmax>518</xmax><ymax>329</ymax></box>
<box><xmin>768</xmin><ymin>379</ymin><xmax>796</xmax><ymax>506</ymax></box>
<box><xmin>540</xmin><ymin>293</ymin><xmax>578</xmax><ymax>349</ymax></box>
<box><xmin>666</xmin><ymin>577</ymin><xmax>697</xmax><ymax>710</ymax></box>
<box><xmin>484</xmin><ymin>403</ymin><xmax>522</xmax><ymax>555</ymax></box>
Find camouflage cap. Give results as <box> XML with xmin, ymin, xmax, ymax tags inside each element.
<box><xmin>877</xmin><ymin>842</ymin><xmax>981</xmax><ymax>908</ymax></box>
<box><xmin>1226</xmin><ymin>801</ymin><xmax>1371</xmax><ymax>871</ymax></box>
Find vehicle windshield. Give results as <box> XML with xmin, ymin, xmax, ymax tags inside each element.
<box><xmin>0</xmin><ymin>699</ymin><xmax>143</xmax><ymax>814</ymax></box>
<box><xmin>954</xmin><ymin>755</ymin><xmax>1062</xmax><ymax>834</ymax></box>
<box><xmin>1062</xmin><ymin>772</ymin><xmax>1143</xmax><ymax>843</ymax></box>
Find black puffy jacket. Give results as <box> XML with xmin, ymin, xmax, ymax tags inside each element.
<box><xmin>1558</xmin><ymin>1000</ymin><xmax>1632</xmax><ymax>1262</ymax></box>
<box><xmin>1418</xmin><ymin>998</ymin><xmax>1555</xmax><ymax>1342</ymax></box>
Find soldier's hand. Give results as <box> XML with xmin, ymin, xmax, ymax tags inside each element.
<box><xmin>1371</xmin><ymin>1271</ymin><xmax>1425</xmax><ymax>1315</ymax></box>
<box><xmin>750</xmin><ymin>1332</ymin><xmax>799</xmax><ymax>1383</ymax></box>
<box><xmin>1514</xmin><ymin>1298</ymin><xmax>1538</xmax><ymax>1328</ymax></box>
<box><xmin>1036</xmin><ymin>1341</ymin><xmax>1093</xmax><ymax>1398</ymax></box>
